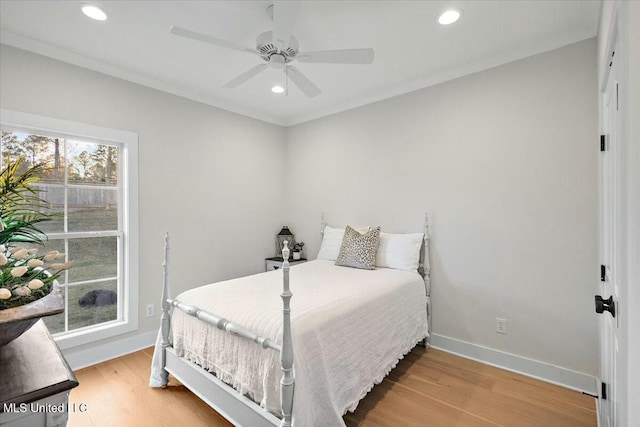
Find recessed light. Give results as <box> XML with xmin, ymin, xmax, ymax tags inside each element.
<box><xmin>272</xmin><ymin>85</ymin><xmax>285</xmax><ymax>94</ymax></box>
<box><xmin>438</xmin><ymin>9</ymin><xmax>461</xmax><ymax>25</ymax></box>
<box><xmin>82</xmin><ymin>5</ymin><xmax>108</xmax><ymax>21</ymax></box>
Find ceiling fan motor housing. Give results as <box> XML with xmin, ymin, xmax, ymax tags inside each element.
<box><xmin>257</xmin><ymin>31</ymin><xmax>298</xmax><ymax>64</ymax></box>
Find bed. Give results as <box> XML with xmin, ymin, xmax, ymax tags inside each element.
<box><xmin>150</xmin><ymin>214</ymin><xmax>431</xmax><ymax>426</ymax></box>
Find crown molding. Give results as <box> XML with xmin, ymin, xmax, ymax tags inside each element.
<box><xmin>0</xmin><ymin>29</ymin><xmax>286</xmax><ymax>127</ymax></box>
<box><xmin>1</xmin><ymin>28</ymin><xmax>594</xmax><ymax>128</ymax></box>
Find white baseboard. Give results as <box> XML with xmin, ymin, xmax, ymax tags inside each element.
<box><xmin>62</xmin><ymin>330</ymin><xmax>157</xmax><ymax>371</ymax></box>
<box><xmin>430</xmin><ymin>333</ymin><xmax>597</xmax><ymax>395</ymax></box>
<box><xmin>60</xmin><ymin>329</ymin><xmax>597</xmax><ymax>396</ymax></box>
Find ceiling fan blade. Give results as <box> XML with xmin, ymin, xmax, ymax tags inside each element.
<box><xmin>170</xmin><ymin>26</ymin><xmax>257</xmax><ymax>54</ymax></box>
<box><xmin>296</xmin><ymin>48</ymin><xmax>375</xmax><ymax>64</ymax></box>
<box><xmin>287</xmin><ymin>66</ymin><xmax>321</xmax><ymax>98</ymax></box>
<box><xmin>222</xmin><ymin>64</ymin><xmax>269</xmax><ymax>88</ymax></box>
<box><xmin>272</xmin><ymin>1</ymin><xmax>301</xmax><ymax>51</ymax></box>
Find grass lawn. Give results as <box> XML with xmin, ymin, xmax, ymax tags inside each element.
<box><xmin>39</xmin><ymin>206</ymin><xmax>118</xmax><ymax>234</ymax></box>
<box><xmin>44</xmin><ymin>280</ymin><xmax>118</xmax><ymax>334</ymax></box>
<box><xmin>21</xmin><ymin>208</ymin><xmax>120</xmax><ymax>334</ymax></box>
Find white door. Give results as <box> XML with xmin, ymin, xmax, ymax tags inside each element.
<box><xmin>598</xmin><ymin>42</ymin><xmax>619</xmax><ymax>427</ymax></box>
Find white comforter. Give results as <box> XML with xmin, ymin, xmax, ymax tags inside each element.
<box><xmin>153</xmin><ymin>259</ymin><xmax>427</xmax><ymax>426</ymax></box>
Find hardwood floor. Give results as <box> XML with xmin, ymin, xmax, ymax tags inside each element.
<box><xmin>67</xmin><ymin>346</ymin><xmax>596</xmax><ymax>427</ymax></box>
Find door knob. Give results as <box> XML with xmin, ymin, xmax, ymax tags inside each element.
<box><xmin>595</xmin><ymin>295</ymin><xmax>616</xmax><ymax>317</ymax></box>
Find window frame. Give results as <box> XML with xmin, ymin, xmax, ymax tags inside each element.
<box><xmin>0</xmin><ymin>109</ymin><xmax>139</xmax><ymax>349</ymax></box>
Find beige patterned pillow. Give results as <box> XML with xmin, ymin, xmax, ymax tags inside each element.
<box><xmin>335</xmin><ymin>225</ymin><xmax>381</xmax><ymax>270</ymax></box>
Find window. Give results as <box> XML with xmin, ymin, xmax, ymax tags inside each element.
<box><xmin>0</xmin><ymin>110</ymin><xmax>138</xmax><ymax>349</ymax></box>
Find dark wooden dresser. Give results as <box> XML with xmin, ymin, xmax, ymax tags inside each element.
<box><xmin>0</xmin><ymin>320</ymin><xmax>78</xmax><ymax>427</ymax></box>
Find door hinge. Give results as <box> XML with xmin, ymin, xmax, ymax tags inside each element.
<box><xmin>601</xmin><ymin>265</ymin><xmax>606</xmax><ymax>281</ymax></box>
<box><xmin>600</xmin><ymin>135</ymin><xmax>607</xmax><ymax>151</ymax></box>
<box><xmin>602</xmin><ymin>382</ymin><xmax>607</xmax><ymax>400</ymax></box>
<box><xmin>609</xmin><ymin>50</ymin><xmax>615</xmax><ymax>67</ymax></box>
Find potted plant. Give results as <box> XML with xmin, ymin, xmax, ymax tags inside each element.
<box><xmin>292</xmin><ymin>242</ymin><xmax>304</xmax><ymax>260</ymax></box>
<box><xmin>0</xmin><ymin>157</ymin><xmax>72</xmax><ymax>346</ymax></box>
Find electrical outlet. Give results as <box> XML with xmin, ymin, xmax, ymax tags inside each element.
<box><xmin>146</xmin><ymin>304</ymin><xmax>155</xmax><ymax>318</ymax></box>
<box><xmin>496</xmin><ymin>318</ymin><xmax>507</xmax><ymax>334</ymax></box>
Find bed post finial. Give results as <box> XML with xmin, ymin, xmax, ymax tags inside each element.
<box><xmin>424</xmin><ymin>212</ymin><xmax>429</xmax><ymax>239</ymax></box>
<box><xmin>320</xmin><ymin>212</ymin><xmax>327</xmax><ymax>236</ymax></box>
<box><xmin>280</xmin><ymin>241</ymin><xmax>294</xmax><ymax>427</ymax></box>
<box><xmin>160</xmin><ymin>232</ymin><xmax>171</xmax><ymax>387</ymax></box>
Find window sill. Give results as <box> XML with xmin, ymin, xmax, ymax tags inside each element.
<box><xmin>53</xmin><ymin>317</ymin><xmax>138</xmax><ymax>350</ymax></box>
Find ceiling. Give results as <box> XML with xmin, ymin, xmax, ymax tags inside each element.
<box><xmin>0</xmin><ymin>1</ymin><xmax>600</xmax><ymax>126</ymax></box>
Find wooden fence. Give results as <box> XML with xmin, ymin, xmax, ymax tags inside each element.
<box><xmin>34</xmin><ymin>184</ymin><xmax>117</xmax><ymax>209</ymax></box>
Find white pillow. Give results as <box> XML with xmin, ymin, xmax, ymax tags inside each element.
<box><xmin>317</xmin><ymin>225</ymin><xmax>369</xmax><ymax>261</ymax></box>
<box><xmin>376</xmin><ymin>232</ymin><xmax>424</xmax><ymax>272</ymax></box>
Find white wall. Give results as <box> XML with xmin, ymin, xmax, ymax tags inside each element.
<box><xmin>0</xmin><ymin>37</ymin><xmax>604</xmax><ymax>390</ymax></box>
<box><xmin>0</xmin><ymin>45</ymin><xmax>286</xmax><ymax>355</ymax></box>
<box><xmin>285</xmin><ymin>39</ymin><xmax>598</xmax><ymax>377</ymax></box>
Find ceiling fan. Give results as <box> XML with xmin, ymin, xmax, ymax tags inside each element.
<box><xmin>169</xmin><ymin>1</ymin><xmax>375</xmax><ymax>98</ymax></box>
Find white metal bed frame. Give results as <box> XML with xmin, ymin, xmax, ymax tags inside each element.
<box><xmin>157</xmin><ymin>214</ymin><xmax>431</xmax><ymax>426</ymax></box>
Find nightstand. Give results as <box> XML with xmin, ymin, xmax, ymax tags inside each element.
<box><xmin>265</xmin><ymin>257</ymin><xmax>307</xmax><ymax>271</ymax></box>
<box><xmin>0</xmin><ymin>320</ymin><xmax>78</xmax><ymax>427</ymax></box>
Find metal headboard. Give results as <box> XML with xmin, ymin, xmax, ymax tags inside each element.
<box><xmin>318</xmin><ymin>212</ymin><xmax>432</xmax><ymax>346</ymax></box>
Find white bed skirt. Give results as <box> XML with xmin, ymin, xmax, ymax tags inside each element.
<box><xmin>151</xmin><ymin>260</ymin><xmax>428</xmax><ymax>426</ymax></box>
